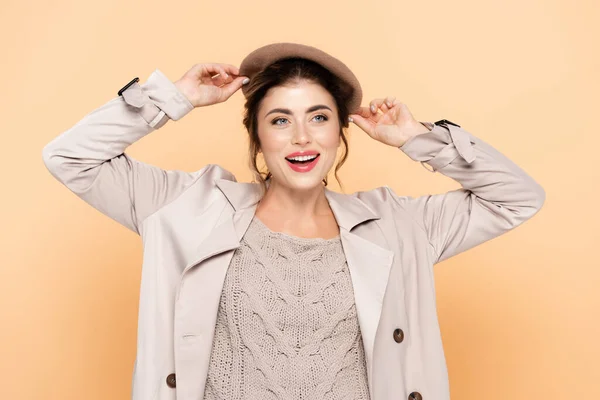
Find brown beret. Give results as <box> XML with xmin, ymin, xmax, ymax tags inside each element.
<box><xmin>239</xmin><ymin>42</ymin><xmax>363</xmax><ymax>113</ymax></box>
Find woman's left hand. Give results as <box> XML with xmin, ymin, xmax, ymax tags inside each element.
<box><xmin>349</xmin><ymin>97</ymin><xmax>431</xmax><ymax>147</ymax></box>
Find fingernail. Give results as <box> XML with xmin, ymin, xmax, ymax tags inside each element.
<box><xmin>242</xmin><ymin>78</ymin><xmax>250</xmax><ymax>85</ymax></box>
<box><xmin>370</xmin><ymin>105</ymin><xmax>375</xmax><ymax>112</ymax></box>
<box><xmin>348</xmin><ymin>116</ymin><xmax>353</xmax><ymax>122</ymax></box>
<box><xmin>386</xmin><ymin>101</ymin><xmax>392</xmax><ymax>107</ymax></box>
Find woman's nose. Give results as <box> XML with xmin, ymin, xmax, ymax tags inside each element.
<box><xmin>292</xmin><ymin>126</ymin><xmax>311</xmax><ymax>144</ymax></box>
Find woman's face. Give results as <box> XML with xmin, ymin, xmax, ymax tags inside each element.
<box><xmin>256</xmin><ymin>80</ymin><xmax>341</xmax><ymax>191</ymax></box>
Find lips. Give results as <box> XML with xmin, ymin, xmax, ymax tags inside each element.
<box><xmin>284</xmin><ymin>153</ymin><xmax>320</xmax><ymax>162</ymax></box>
<box><xmin>286</xmin><ymin>150</ymin><xmax>320</xmax><ymax>158</ymax></box>
<box><xmin>285</xmin><ymin>154</ymin><xmax>320</xmax><ymax>173</ymax></box>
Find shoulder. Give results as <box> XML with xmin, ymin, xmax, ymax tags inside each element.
<box><xmin>172</xmin><ymin>163</ymin><xmax>237</xmax><ymax>203</ymax></box>
<box><xmin>349</xmin><ymin>185</ymin><xmax>422</xmax><ymax>228</ymax></box>
<box><xmin>350</xmin><ymin>186</ymin><xmax>432</xmax><ymax>243</ymax></box>
<box><xmin>352</xmin><ymin>185</ymin><xmax>411</xmax><ymax>211</ymax></box>
<box><xmin>192</xmin><ymin>163</ymin><xmax>237</xmax><ymax>182</ymax></box>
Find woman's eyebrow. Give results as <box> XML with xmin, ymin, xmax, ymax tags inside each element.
<box><xmin>265</xmin><ymin>104</ymin><xmax>332</xmax><ymax>117</ymax></box>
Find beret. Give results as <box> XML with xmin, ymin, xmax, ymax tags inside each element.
<box><xmin>238</xmin><ymin>42</ymin><xmax>363</xmax><ymax>113</ymax></box>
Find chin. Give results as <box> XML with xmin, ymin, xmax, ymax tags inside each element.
<box><xmin>287</xmin><ymin>177</ymin><xmax>324</xmax><ymax>189</ymax></box>
<box><xmin>278</xmin><ymin>173</ymin><xmax>326</xmax><ymax>190</ymax></box>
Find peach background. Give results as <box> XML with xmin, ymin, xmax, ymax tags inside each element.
<box><xmin>1</xmin><ymin>0</ymin><xmax>598</xmax><ymax>398</ymax></box>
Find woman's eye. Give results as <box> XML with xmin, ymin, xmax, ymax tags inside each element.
<box><xmin>271</xmin><ymin>114</ymin><xmax>328</xmax><ymax>126</ymax></box>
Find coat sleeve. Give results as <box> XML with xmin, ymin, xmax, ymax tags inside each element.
<box><xmin>387</xmin><ymin>121</ymin><xmax>546</xmax><ymax>265</ymax></box>
<box><xmin>42</xmin><ymin>68</ymin><xmax>204</xmax><ymax>236</ymax></box>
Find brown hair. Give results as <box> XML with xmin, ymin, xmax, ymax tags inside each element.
<box><xmin>241</xmin><ymin>57</ymin><xmax>353</xmax><ymax>196</ymax></box>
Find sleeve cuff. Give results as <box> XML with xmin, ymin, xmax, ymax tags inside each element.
<box><xmin>399</xmin><ymin>121</ymin><xmax>476</xmax><ymax>172</ymax></box>
<box><xmin>121</xmin><ymin>68</ymin><xmax>194</xmax><ymax>126</ymax></box>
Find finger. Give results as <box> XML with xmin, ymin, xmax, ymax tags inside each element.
<box><xmin>211</xmin><ymin>72</ymin><xmax>228</xmax><ymax>87</ymax></box>
<box><xmin>355</xmin><ymin>105</ymin><xmax>387</xmax><ymax>124</ymax></box>
<box><xmin>211</xmin><ymin>65</ymin><xmax>230</xmax><ymax>86</ymax></box>
<box><xmin>219</xmin><ymin>63</ymin><xmax>241</xmax><ymax>77</ymax></box>
<box><xmin>220</xmin><ymin>76</ymin><xmax>247</xmax><ymax>100</ymax></box>
<box><xmin>370</xmin><ymin>97</ymin><xmax>397</xmax><ymax>113</ymax></box>
<box><xmin>219</xmin><ymin>68</ymin><xmax>235</xmax><ymax>86</ymax></box>
<box><xmin>198</xmin><ymin>64</ymin><xmax>224</xmax><ymax>85</ymax></box>
<box><xmin>217</xmin><ymin>65</ymin><xmax>229</xmax><ymax>80</ymax></box>
<box><xmin>375</xmin><ymin>97</ymin><xmax>398</xmax><ymax>115</ymax></box>
<box><xmin>349</xmin><ymin>113</ymin><xmax>375</xmax><ymax>137</ymax></box>
<box><xmin>208</xmin><ymin>63</ymin><xmax>243</xmax><ymax>82</ymax></box>
<box><xmin>204</xmin><ymin>64</ymin><xmax>230</xmax><ymax>80</ymax></box>
<box><xmin>353</xmin><ymin>106</ymin><xmax>374</xmax><ymax>119</ymax></box>
<box><xmin>380</xmin><ymin>96</ymin><xmax>397</xmax><ymax>112</ymax></box>
<box><xmin>203</xmin><ymin>63</ymin><xmax>223</xmax><ymax>76</ymax></box>
<box><xmin>356</xmin><ymin>106</ymin><xmax>384</xmax><ymax>123</ymax></box>
<box><xmin>369</xmin><ymin>98</ymin><xmax>387</xmax><ymax>113</ymax></box>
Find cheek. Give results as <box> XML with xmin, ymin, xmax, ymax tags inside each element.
<box><xmin>317</xmin><ymin>129</ymin><xmax>341</xmax><ymax>149</ymax></box>
<box><xmin>257</xmin><ymin>128</ymin><xmax>282</xmax><ymax>150</ymax></box>
<box><xmin>259</xmin><ymin>134</ymin><xmax>289</xmax><ymax>153</ymax></box>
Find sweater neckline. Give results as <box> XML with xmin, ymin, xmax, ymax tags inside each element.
<box><xmin>251</xmin><ymin>216</ymin><xmax>341</xmax><ymax>243</ymax></box>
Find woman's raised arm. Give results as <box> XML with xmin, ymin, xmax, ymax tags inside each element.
<box><xmin>42</xmin><ymin>64</ymin><xmax>248</xmax><ymax>235</ymax></box>
<box><xmin>391</xmin><ymin>121</ymin><xmax>546</xmax><ymax>264</ymax></box>
<box><xmin>350</xmin><ymin>99</ymin><xmax>545</xmax><ymax>265</ymax></box>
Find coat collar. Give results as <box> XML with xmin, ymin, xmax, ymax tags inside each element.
<box><xmin>214</xmin><ymin>178</ymin><xmax>381</xmax><ymax>232</ymax></box>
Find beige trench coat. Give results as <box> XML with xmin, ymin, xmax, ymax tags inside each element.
<box><xmin>42</xmin><ymin>69</ymin><xmax>545</xmax><ymax>400</ymax></box>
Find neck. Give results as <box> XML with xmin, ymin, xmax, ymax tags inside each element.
<box><xmin>257</xmin><ymin>178</ymin><xmax>331</xmax><ymax>221</ymax></box>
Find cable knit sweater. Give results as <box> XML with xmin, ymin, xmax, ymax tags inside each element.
<box><xmin>202</xmin><ymin>216</ymin><xmax>371</xmax><ymax>400</ymax></box>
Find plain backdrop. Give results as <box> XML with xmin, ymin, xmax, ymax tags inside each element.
<box><xmin>1</xmin><ymin>0</ymin><xmax>598</xmax><ymax>398</ymax></box>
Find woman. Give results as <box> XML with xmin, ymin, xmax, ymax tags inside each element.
<box><xmin>42</xmin><ymin>42</ymin><xmax>545</xmax><ymax>400</ymax></box>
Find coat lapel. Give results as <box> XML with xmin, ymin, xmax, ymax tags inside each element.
<box><xmin>176</xmin><ymin>179</ymin><xmax>393</xmax><ymax>400</ymax></box>
<box><xmin>320</xmin><ymin>187</ymin><xmax>395</xmax><ymax>398</ymax></box>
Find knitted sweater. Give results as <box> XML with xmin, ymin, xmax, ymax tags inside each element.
<box><xmin>202</xmin><ymin>216</ymin><xmax>371</xmax><ymax>400</ymax></box>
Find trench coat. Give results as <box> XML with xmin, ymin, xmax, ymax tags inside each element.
<box><xmin>42</xmin><ymin>68</ymin><xmax>546</xmax><ymax>400</ymax></box>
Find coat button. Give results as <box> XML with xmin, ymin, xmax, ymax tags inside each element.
<box><xmin>166</xmin><ymin>373</ymin><xmax>176</xmax><ymax>388</ymax></box>
<box><xmin>393</xmin><ymin>328</ymin><xmax>404</xmax><ymax>343</ymax></box>
<box><xmin>408</xmin><ymin>392</ymin><xmax>423</xmax><ymax>400</ymax></box>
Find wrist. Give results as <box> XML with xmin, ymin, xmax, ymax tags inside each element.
<box><xmin>412</xmin><ymin>121</ymin><xmax>432</xmax><ymax>135</ymax></box>
<box><xmin>173</xmin><ymin>80</ymin><xmax>194</xmax><ymax>105</ymax></box>
<box><xmin>396</xmin><ymin>122</ymin><xmax>432</xmax><ymax>148</ymax></box>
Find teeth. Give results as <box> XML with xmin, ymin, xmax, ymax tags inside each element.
<box><xmin>287</xmin><ymin>154</ymin><xmax>318</xmax><ymax>162</ymax></box>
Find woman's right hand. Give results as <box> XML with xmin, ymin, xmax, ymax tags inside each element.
<box><xmin>173</xmin><ymin>63</ymin><xmax>249</xmax><ymax>108</ymax></box>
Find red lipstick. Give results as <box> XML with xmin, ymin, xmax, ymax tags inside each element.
<box><xmin>286</xmin><ymin>150</ymin><xmax>319</xmax><ymax>158</ymax></box>
<box><xmin>285</xmin><ymin>151</ymin><xmax>320</xmax><ymax>173</ymax></box>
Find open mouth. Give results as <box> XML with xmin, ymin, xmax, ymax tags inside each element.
<box><xmin>285</xmin><ymin>154</ymin><xmax>320</xmax><ymax>172</ymax></box>
<box><xmin>285</xmin><ymin>154</ymin><xmax>320</xmax><ymax>164</ymax></box>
